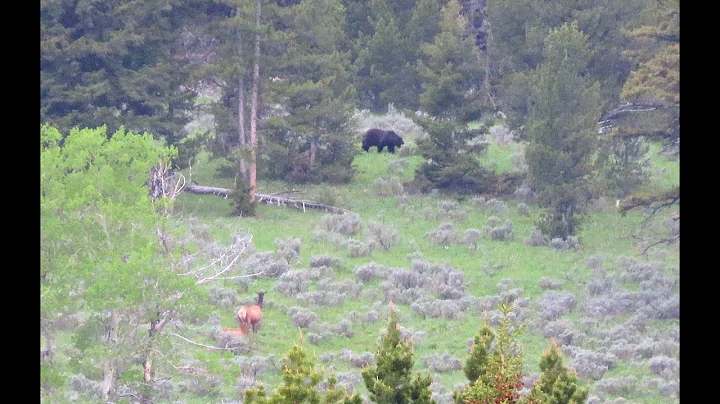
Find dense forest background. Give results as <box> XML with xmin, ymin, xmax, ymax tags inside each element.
<box><xmin>41</xmin><ymin>0</ymin><xmax>679</xmax><ymax>403</ymax></box>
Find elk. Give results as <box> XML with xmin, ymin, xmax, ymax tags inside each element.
<box><xmin>237</xmin><ymin>291</ymin><xmax>266</xmax><ymax>336</ymax></box>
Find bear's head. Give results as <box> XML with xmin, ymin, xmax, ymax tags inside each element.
<box><xmin>388</xmin><ymin>131</ymin><xmax>404</xmax><ymax>147</ymax></box>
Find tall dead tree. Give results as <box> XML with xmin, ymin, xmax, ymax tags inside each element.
<box><xmin>237</xmin><ymin>22</ymin><xmax>248</xmax><ymax>183</ymax></box>
<box><xmin>249</xmin><ymin>0</ymin><xmax>261</xmax><ymax>201</ymax></box>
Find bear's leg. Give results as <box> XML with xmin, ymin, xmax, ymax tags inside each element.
<box><xmin>377</xmin><ymin>145</ymin><xmax>385</xmax><ymax>152</ymax></box>
<box><xmin>387</xmin><ymin>145</ymin><xmax>395</xmax><ymax>153</ymax></box>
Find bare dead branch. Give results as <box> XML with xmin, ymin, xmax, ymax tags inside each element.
<box><xmin>167</xmin><ymin>332</ymin><xmax>235</xmax><ymax>351</ymax></box>
<box><xmin>177</xmin><ymin>234</ymin><xmax>258</xmax><ymax>285</ymax></box>
<box><xmin>597</xmin><ymin>101</ymin><xmax>679</xmax><ymax>134</ymax></box>
<box><xmin>631</xmin><ymin>234</ymin><xmax>680</xmax><ymax>256</ymax></box>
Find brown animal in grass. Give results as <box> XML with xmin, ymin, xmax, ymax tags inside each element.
<box><xmin>221</xmin><ymin>326</ymin><xmax>249</xmax><ymax>338</ymax></box>
<box><xmin>237</xmin><ymin>291</ymin><xmax>266</xmax><ymax>336</ymax></box>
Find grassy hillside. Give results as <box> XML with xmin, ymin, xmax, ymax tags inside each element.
<box><xmin>165</xmin><ymin>127</ymin><xmax>679</xmax><ymax>403</ymax></box>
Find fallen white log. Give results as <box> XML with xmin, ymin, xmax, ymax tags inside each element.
<box><xmin>184</xmin><ymin>184</ymin><xmax>350</xmax><ymax>214</ymax></box>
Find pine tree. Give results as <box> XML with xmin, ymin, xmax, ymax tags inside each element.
<box><xmin>243</xmin><ymin>330</ymin><xmax>362</xmax><ymax>404</ymax></box>
<box><xmin>412</xmin><ymin>117</ymin><xmax>496</xmax><ymax>195</ymax></box>
<box><xmin>40</xmin><ymin>0</ymin><xmax>210</xmax><ymax>146</ymax></box>
<box><xmin>524</xmin><ymin>22</ymin><xmax>602</xmax><ymax>240</ymax></box>
<box><xmin>463</xmin><ymin>321</ymin><xmax>494</xmax><ymax>384</ymax></box>
<box><xmin>614</xmin><ymin>0</ymin><xmax>679</xmax><ymax>249</ymax></box>
<box><xmin>355</xmin><ymin>1</ymin><xmax>413</xmax><ymax>112</ymax></box>
<box><xmin>454</xmin><ymin>303</ymin><xmax>525</xmax><ymax>404</ymax></box>
<box><xmin>417</xmin><ymin>0</ymin><xmax>485</xmax><ymax>122</ymax></box>
<box><xmin>268</xmin><ymin>0</ymin><xmax>357</xmax><ymax>184</ymax></box>
<box><xmin>521</xmin><ymin>341</ymin><xmax>589</xmax><ymax>404</ymax></box>
<box><xmin>616</xmin><ymin>0</ymin><xmax>679</xmax><ymax>144</ymax></box>
<box><xmin>362</xmin><ymin>303</ymin><xmax>435</xmax><ymax>404</ymax></box>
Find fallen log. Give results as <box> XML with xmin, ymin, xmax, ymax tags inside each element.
<box><xmin>184</xmin><ymin>184</ymin><xmax>351</xmax><ymax>214</ymax></box>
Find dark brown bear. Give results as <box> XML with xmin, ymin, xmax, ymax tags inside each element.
<box><xmin>362</xmin><ymin>128</ymin><xmax>405</xmax><ymax>153</ymax></box>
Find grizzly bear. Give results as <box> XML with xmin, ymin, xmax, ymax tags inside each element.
<box><xmin>362</xmin><ymin>128</ymin><xmax>405</xmax><ymax>153</ymax></box>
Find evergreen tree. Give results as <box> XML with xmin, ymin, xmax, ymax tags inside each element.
<box><xmin>521</xmin><ymin>341</ymin><xmax>589</xmax><ymax>404</ymax></box>
<box><xmin>269</xmin><ymin>0</ymin><xmax>357</xmax><ymax>184</ymax></box>
<box><xmin>243</xmin><ymin>330</ymin><xmax>362</xmax><ymax>404</ymax></box>
<box><xmin>40</xmin><ymin>0</ymin><xmax>210</xmax><ymax>146</ymax></box>
<box><xmin>595</xmin><ymin>134</ymin><xmax>651</xmax><ymax>198</ymax></box>
<box><xmin>617</xmin><ymin>0</ymin><xmax>679</xmax><ymax>144</ymax></box>
<box><xmin>417</xmin><ymin>0</ymin><xmax>485</xmax><ymax>122</ymax></box>
<box><xmin>362</xmin><ymin>303</ymin><xmax>435</xmax><ymax>404</ymax></box>
<box><xmin>493</xmin><ymin>0</ymin><xmax>646</xmax><ymax>134</ymax></box>
<box><xmin>199</xmin><ymin>0</ymin><xmax>257</xmax><ymax>177</ymax></box>
<box><xmin>463</xmin><ymin>322</ymin><xmax>494</xmax><ymax>384</ymax></box>
<box><xmin>524</xmin><ymin>22</ymin><xmax>602</xmax><ymax>239</ymax></box>
<box><xmin>413</xmin><ymin>117</ymin><xmax>497</xmax><ymax>195</ymax></box>
<box><xmin>355</xmin><ymin>1</ymin><xmax>414</xmax><ymax>112</ymax></box>
<box><xmin>454</xmin><ymin>303</ymin><xmax>525</xmax><ymax>404</ymax></box>
<box><xmin>339</xmin><ymin>0</ymin><xmax>375</xmax><ymax>44</ymax></box>
<box><xmin>615</xmin><ymin>0</ymin><xmax>679</xmax><ymax>248</ymax></box>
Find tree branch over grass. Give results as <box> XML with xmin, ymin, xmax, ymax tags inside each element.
<box><xmin>619</xmin><ymin>186</ymin><xmax>679</xmax><ymax>255</ymax></box>
<box><xmin>177</xmin><ymin>234</ymin><xmax>260</xmax><ymax>284</ymax></box>
<box><xmin>619</xmin><ymin>186</ymin><xmax>679</xmax><ymax>217</ymax></box>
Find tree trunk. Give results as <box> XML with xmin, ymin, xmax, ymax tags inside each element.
<box><xmin>482</xmin><ymin>18</ymin><xmax>496</xmax><ymax>111</ymax></box>
<box><xmin>237</xmin><ymin>22</ymin><xmax>248</xmax><ymax>183</ymax></box>
<box><xmin>143</xmin><ymin>355</ymin><xmax>154</xmax><ymax>383</ymax></box>
<box><xmin>100</xmin><ymin>310</ymin><xmax>120</xmax><ymax>399</ymax></box>
<box><xmin>107</xmin><ymin>310</ymin><xmax>120</xmax><ymax>342</ymax></box>
<box><xmin>309</xmin><ymin>139</ymin><xmax>318</xmax><ymax>168</ymax></box>
<box><xmin>40</xmin><ymin>317</ymin><xmax>55</xmax><ymax>363</ymax></box>
<box><xmin>101</xmin><ymin>362</ymin><xmax>115</xmax><ymax>400</ymax></box>
<box><xmin>249</xmin><ymin>0</ymin><xmax>262</xmax><ymax>201</ymax></box>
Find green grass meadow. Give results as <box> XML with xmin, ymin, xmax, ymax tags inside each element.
<box><xmin>162</xmin><ymin>135</ymin><xmax>679</xmax><ymax>403</ymax></box>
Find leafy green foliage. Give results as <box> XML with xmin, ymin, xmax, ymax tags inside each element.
<box><xmin>41</xmin><ymin>124</ymin><xmax>202</xmax><ymax>400</ymax></box>
<box><xmin>618</xmin><ymin>0</ymin><xmax>679</xmax><ymax>143</ymax></box>
<box><xmin>355</xmin><ymin>4</ymin><xmax>415</xmax><ymax>112</ymax></box>
<box><xmin>362</xmin><ymin>304</ymin><xmax>435</xmax><ymax>404</ymax></box>
<box><xmin>231</xmin><ymin>175</ymin><xmax>258</xmax><ymax>216</ymax></box>
<box><xmin>463</xmin><ymin>323</ymin><xmax>494</xmax><ymax>384</ymax></box>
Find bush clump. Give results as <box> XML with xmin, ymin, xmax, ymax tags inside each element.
<box><xmin>309</xmin><ymin>255</ymin><xmax>344</xmax><ymax>269</ymax></box>
<box><xmin>374</xmin><ymin>177</ymin><xmax>404</xmax><ymax>197</ymax></box>
<box><xmin>275</xmin><ymin>237</ymin><xmax>301</xmax><ymax>263</ymax></box>
<box><xmin>354</xmin><ymin>262</ymin><xmax>389</xmax><ymax>283</ymax></box>
<box><xmin>241</xmin><ymin>252</ymin><xmax>290</xmax><ymax>278</ymax></box>
<box><xmin>275</xmin><ymin>270</ymin><xmax>312</xmax><ymax>296</ymax></box>
<box><xmin>516</xmin><ymin>202</ymin><xmax>530</xmax><ymax>216</ymax></box>
<box><xmin>463</xmin><ymin>228</ymin><xmax>482</xmax><ymax>249</ymax></box>
<box><xmin>425</xmin><ymin>222</ymin><xmax>457</xmax><ymax>246</ymax></box>
<box><xmin>318</xmin><ymin>213</ymin><xmax>363</xmax><ymax>236</ymax></box>
<box><xmin>367</xmin><ymin>221</ymin><xmax>400</xmax><ymax>250</ymax></box>
<box><xmin>420</xmin><ymin>352</ymin><xmax>463</xmax><ymax>373</ymax></box>
<box><xmin>289</xmin><ymin>307</ymin><xmax>319</xmax><ymax>328</ymax></box>
<box><xmin>345</xmin><ymin>239</ymin><xmax>375</xmax><ymax>258</ymax></box>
